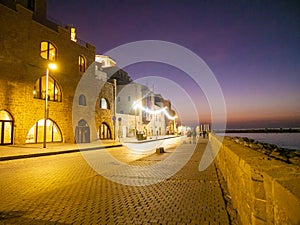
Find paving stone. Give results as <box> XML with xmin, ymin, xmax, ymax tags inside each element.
<box><xmin>0</xmin><ymin>139</ymin><xmax>229</xmax><ymax>224</ymax></box>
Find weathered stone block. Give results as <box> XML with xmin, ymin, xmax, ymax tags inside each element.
<box><xmin>253</xmin><ymin>198</ymin><xmax>267</xmax><ymax>221</ymax></box>
<box><xmin>251</xmin><ymin>215</ymin><xmax>267</xmax><ymax>225</ymax></box>
<box><xmin>252</xmin><ymin>180</ymin><xmax>266</xmax><ymax>200</ymax></box>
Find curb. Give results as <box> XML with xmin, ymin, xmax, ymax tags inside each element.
<box><xmin>122</xmin><ymin>135</ymin><xmax>180</xmax><ymax>144</ymax></box>
<box><xmin>0</xmin><ymin>144</ymin><xmax>123</xmax><ymax>162</ymax></box>
<box><xmin>0</xmin><ymin>136</ymin><xmax>180</xmax><ymax>162</ymax></box>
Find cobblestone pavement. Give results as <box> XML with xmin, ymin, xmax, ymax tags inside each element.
<box><xmin>0</xmin><ymin>138</ymin><xmax>229</xmax><ymax>225</ymax></box>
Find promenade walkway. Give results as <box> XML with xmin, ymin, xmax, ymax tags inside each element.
<box><xmin>0</xmin><ymin>135</ymin><xmax>175</xmax><ymax>161</ymax></box>
<box><xmin>0</xmin><ymin>137</ymin><xmax>230</xmax><ymax>224</ymax></box>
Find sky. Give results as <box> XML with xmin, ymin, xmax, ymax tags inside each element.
<box><xmin>47</xmin><ymin>0</ymin><xmax>300</xmax><ymax>129</ymax></box>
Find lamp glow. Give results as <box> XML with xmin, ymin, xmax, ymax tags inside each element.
<box><xmin>48</xmin><ymin>63</ymin><xmax>57</xmax><ymax>70</ymax></box>
<box><xmin>133</xmin><ymin>103</ymin><xmax>177</xmax><ymax>120</ymax></box>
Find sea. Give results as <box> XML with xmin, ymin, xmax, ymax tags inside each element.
<box><xmin>218</xmin><ymin>132</ymin><xmax>300</xmax><ymax>151</ymax></box>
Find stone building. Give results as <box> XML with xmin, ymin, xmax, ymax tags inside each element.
<box><xmin>116</xmin><ymin>82</ymin><xmax>144</xmax><ymax>137</ymax></box>
<box><xmin>0</xmin><ymin>0</ymin><xmax>115</xmax><ymax>145</ymax></box>
<box><xmin>115</xmin><ymin>81</ymin><xmax>176</xmax><ymax>138</ymax></box>
<box><xmin>73</xmin><ymin>62</ymin><xmax>116</xmax><ymax>143</ymax></box>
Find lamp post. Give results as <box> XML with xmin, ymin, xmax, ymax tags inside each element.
<box><xmin>43</xmin><ymin>63</ymin><xmax>56</xmax><ymax>148</ymax></box>
<box><xmin>114</xmin><ymin>79</ymin><xmax>117</xmax><ymax>141</ymax></box>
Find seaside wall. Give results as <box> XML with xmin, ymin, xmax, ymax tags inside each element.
<box><xmin>209</xmin><ymin>133</ymin><xmax>300</xmax><ymax>225</ymax></box>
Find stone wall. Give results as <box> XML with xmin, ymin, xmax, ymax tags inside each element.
<box><xmin>209</xmin><ymin>133</ymin><xmax>300</xmax><ymax>225</ymax></box>
<box><xmin>95</xmin><ymin>82</ymin><xmax>115</xmax><ymax>140</ymax></box>
<box><xmin>0</xmin><ymin>2</ymin><xmax>96</xmax><ymax>144</ymax></box>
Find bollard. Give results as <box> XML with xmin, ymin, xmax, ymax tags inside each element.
<box><xmin>156</xmin><ymin>147</ymin><xmax>164</xmax><ymax>154</ymax></box>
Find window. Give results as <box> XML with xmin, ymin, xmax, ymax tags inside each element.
<box><xmin>26</xmin><ymin>119</ymin><xmax>62</xmax><ymax>143</ymax></box>
<box><xmin>100</xmin><ymin>98</ymin><xmax>109</xmax><ymax>109</ymax></box>
<box><xmin>27</xmin><ymin>0</ymin><xmax>35</xmax><ymax>10</ymax></box>
<box><xmin>79</xmin><ymin>94</ymin><xmax>86</xmax><ymax>106</ymax></box>
<box><xmin>75</xmin><ymin>119</ymin><xmax>90</xmax><ymax>143</ymax></box>
<box><xmin>128</xmin><ymin>96</ymin><xmax>131</xmax><ymax>102</ymax></box>
<box><xmin>34</xmin><ymin>76</ymin><xmax>62</xmax><ymax>102</ymax></box>
<box><xmin>70</xmin><ymin>27</ymin><xmax>76</xmax><ymax>42</ymax></box>
<box><xmin>0</xmin><ymin>110</ymin><xmax>14</xmax><ymax>145</ymax></box>
<box><xmin>40</xmin><ymin>41</ymin><xmax>57</xmax><ymax>61</ymax></box>
<box><xmin>99</xmin><ymin>123</ymin><xmax>111</xmax><ymax>139</ymax></box>
<box><xmin>78</xmin><ymin>55</ymin><xmax>86</xmax><ymax>72</ymax></box>
<box><xmin>117</xmin><ymin>97</ymin><xmax>120</xmax><ymax>102</ymax></box>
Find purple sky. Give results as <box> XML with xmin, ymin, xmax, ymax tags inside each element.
<box><xmin>48</xmin><ymin>0</ymin><xmax>300</xmax><ymax>128</ymax></box>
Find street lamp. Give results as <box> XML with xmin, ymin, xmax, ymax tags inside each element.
<box><xmin>43</xmin><ymin>63</ymin><xmax>56</xmax><ymax>148</ymax></box>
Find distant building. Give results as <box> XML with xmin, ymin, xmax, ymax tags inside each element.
<box><xmin>116</xmin><ymin>83</ymin><xmax>143</xmax><ymax>137</ymax></box>
<box><xmin>73</xmin><ymin>62</ymin><xmax>116</xmax><ymax>143</ymax></box>
<box><xmin>95</xmin><ymin>55</ymin><xmax>116</xmax><ymax>68</ymax></box>
<box><xmin>162</xmin><ymin>99</ymin><xmax>177</xmax><ymax>135</ymax></box>
<box><xmin>0</xmin><ymin>0</ymin><xmax>114</xmax><ymax>145</ymax></box>
<box><xmin>115</xmin><ymin>81</ymin><xmax>176</xmax><ymax>138</ymax></box>
<box><xmin>105</xmin><ymin>66</ymin><xmax>133</xmax><ymax>85</ymax></box>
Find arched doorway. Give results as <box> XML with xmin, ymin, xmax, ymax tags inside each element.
<box><xmin>26</xmin><ymin>119</ymin><xmax>62</xmax><ymax>143</ymax></box>
<box><xmin>75</xmin><ymin>119</ymin><xmax>90</xmax><ymax>143</ymax></box>
<box><xmin>0</xmin><ymin>110</ymin><xmax>14</xmax><ymax>145</ymax></box>
<box><xmin>99</xmin><ymin>123</ymin><xmax>111</xmax><ymax>139</ymax></box>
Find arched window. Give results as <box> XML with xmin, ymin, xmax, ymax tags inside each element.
<box><xmin>78</xmin><ymin>55</ymin><xmax>86</xmax><ymax>72</ymax></box>
<box><xmin>79</xmin><ymin>94</ymin><xmax>86</xmax><ymax>106</ymax></box>
<box><xmin>26</xmin><ymin>119</ymin><xmax>62</xmax><ymax>143</ymax></box>
<box><xmin>100</xmin><ymin>98</ymin><xmax>109</xmax><ymax>109</ymax></box>
<box><xmin>99</xmin><ymin>123</ymin><xmax>111</xmax><ymax>139</ymax></box>
<box><xmin>34</xmin><ymin>76</ymin><xmax>62</xmax><ymax>102</ymax></box>
<box><xmin>0</xmin><ymin>110</ymin><xmax>14</xmax><ymax>145</ymax></box>
<box><xmin>40</xmin><ymin>41</ymin><xmax>57</xmax><ymax>61</ymax></box>
<box><xmin>75</xmin><ymin>119</ymin><xmax>90</xmax><ymax>143</ymax></box>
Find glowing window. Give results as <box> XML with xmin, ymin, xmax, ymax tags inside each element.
<box><xmin>100</xmin><ymin>98</ymin><xmax>109</xmax><ymax>109</ymax></box>
<box><xmin>79</xmin><ymin>55</ymin><xmax>86</xmax><ymax>72</ymax></box>
<box><xmin>40</xmin><ymin>41</ymin><xmax>57</xmax><ymax>61</ymax></box>
<box><xmin>34</xmin><ymin>76</ymin><xmax>62</xmax><ymax>102</ymax></box>
<box><xmin>71</xmin><ymin>27</ymin><xmax>77</xmax><ymax>42</ymax></box>
<box><xmin>26</xmin><ymin>119</ymin><xmax>62</xmax><ymax>143</ymax></box>
<box><xmin>99</xmin><ymin>123</ymin><xmax>111</xmax><ymax>139</ymax></box>
<box><xmin>0</xmin><ymin>110</ymin><xmax>14</xmax><ymax>145</ymax></box>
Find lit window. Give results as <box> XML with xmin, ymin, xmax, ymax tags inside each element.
<box><xmin>40</xmin><ymin>41</ymin><xmax>57</xmax><ymax>61</ymax></box>
<box><xmin>26</xmin><ymin>119</ymin><xmax>62</xmax><ymax>143</ymax></box>
<box><xmin>0</xmin><ymin>110</ymin><xmax>14</xmax><ymax>145</ymax></box>
<box><xmin>71</xmin><ymin>27</ymin><xmax>77</xmax><ymax>42</ymax></box>
<box><xmin>99</xmin><ymin>123</ymin><xmax>111</xmax><ymax>139</ymax></box>
<box><xmin>100</xmin><ymin>98</ymin><xmax>109</xmax><ymax>109</ymax></box>
<box><xmin>34</xmin><ymin>76</ymin><xmax>62</xmax><ymax>102</ymax></box>
<box><xmin>79</xmin><ymin>55</ymin><xmax>86</xmax><ymax>72</ymax></box>
<box><xmin>79</xmin><ymin>94</ymin><xmax>86</xmax><ymax>106</ymax></box>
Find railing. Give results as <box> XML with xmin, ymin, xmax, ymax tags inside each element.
<box><xmin>47</xmin><ymin>16</ymin><xmax>65</xmax><ymax>28</ymax></box>
<box><xmin>47</xmin><ymin>16</ymin><xmax>90</xmax><ymax>48</ymax></box>
<box><xmin>76</xmin><ymin>37</ymin><xmax>89</xmax><ymax>48</ymax></box>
